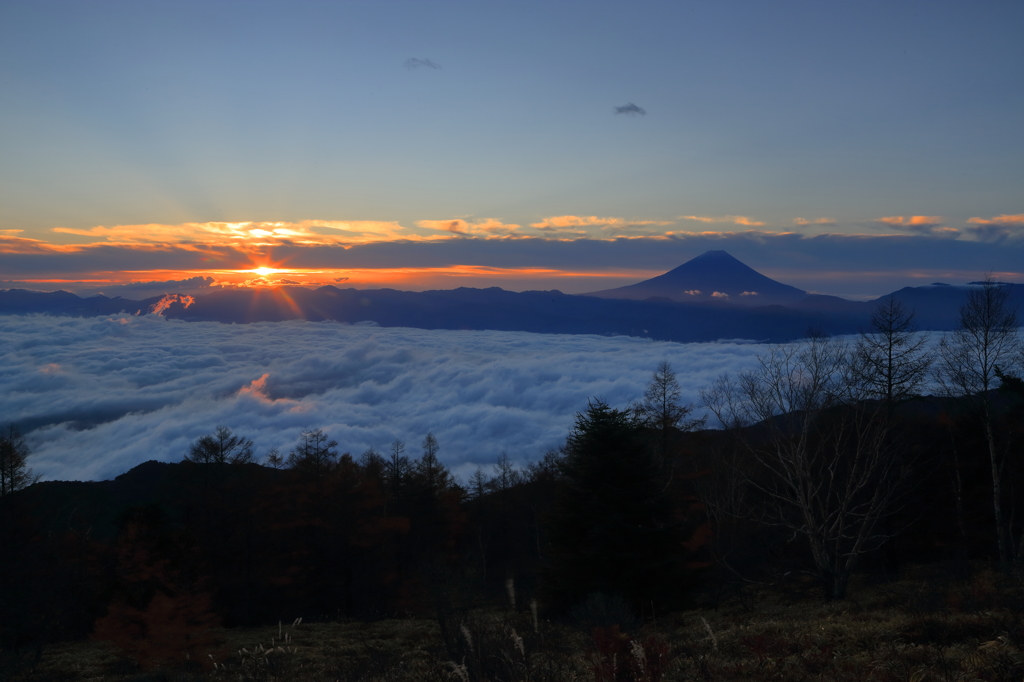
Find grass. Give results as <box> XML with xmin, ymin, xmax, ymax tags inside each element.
<box><xmin>6</xmin><ymin>564</ymin><xmax>1024</xmax><ymax>682</ymax></box>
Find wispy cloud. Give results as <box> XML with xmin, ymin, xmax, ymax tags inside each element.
<box><xmin>48</xmin><ymin>220</ymin><xmax>426</xmax><ymax>249</ymax></box>
<box><xmin>416</xmin><ymin>218</ymin><xmax>522</xmax><ymax>237</ymax></box>
<box><xmin>530</xmin><ymin>215</ymin><xmax>670</xmax><ymax>230</ymax></box>
<box><xmin>793</xmin><ymin>217</ymin><xmax>836</xmax><ymax>226</ymax></box>
<box><xmin>965</xmin><ymin>214</ymin><xmax>1024</xmax><ymax>242</ymax></box>
<box><xmin>874</xmin><ymin>215</ymin><xmax>959</xmax><ymax>238</ymax></box>
<box><xmin>680</xmin><ymin>215</ymin><xmax>766</xmax><ymax>227</ymax></box>
<box><xmin>876</xmin><ymin>215</ymin><xmax>943</xmax><ymax>229</ymax></box>
<box><xmin>614</xmin><ymin>103</ymin><xmax>646</xmax><ymax>116</ymax></box>
<box><xmin>404</xmin><ymin>57</ymin><xmax>441</xmax><ymax>70</ymax></box>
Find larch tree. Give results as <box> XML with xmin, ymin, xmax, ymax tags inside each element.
<box><xmin>852</xmin><ymin>298</ymin><xmax>931</xmax><ymax>405</ymax></box>
<box><xmin>286</xmin><ymin>428</ymin><xmax>340</xmax><ymax>482</ymax></box>
<box><xmin>0</xmin><ymin>425</ymin><xmax>35</xmax><ymax>497</ymax></box>
<box><xmin>636</xmin><ymin>361</ymin><xmax>705</xmax><ymax>460</ymax></box>
<box><xmin>185</xmin><ymin>426</ymin><xmax>254</xmax><ymax>466</ymax></box>
<box><xmin>935</xmin><ymin>277</ymin><xmax>1022</xmax><ymax>565</ymax></box>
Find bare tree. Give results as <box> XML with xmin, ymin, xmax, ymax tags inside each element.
<box><xmin>852</xmin><ymin>298</ymin><xmax>931</xmax><ymax>404</ymax></box>
<box><xmin>702</xmin><ymin>337</ymin><xmax>915</xmax><ymax>600</ymax></box>
<box><xmin>416</xmin><ymin>432</ymin><xmax>449</xmax><ymax>494</ymax></box>
<box><xmin>263</xmin><ymin>447</ymin><xmax>285</xmax><ymax>469</ymax></box>
<box><xmin>386</xmin><ymin>439</ymin><xmax>410</xmax><ymax>502</ymax></box>
<box><xmin>492</xmin><ymin>452</ymin><xmax>522</xmax><ymax>492</ymax></box>
<box><xmin>636</xmin><ymin>361</ymin><xmax>705</xmax><ymax>460</ymax></box>
<box><xmin>467</xmin><ymin>467</ymin><xmax>489</xmax><ymax>500</ymax></box>
<box><xmin>185</xmin><ymin>426</ymin><xmax>254</xmax><ymax>465</ymax></box>
<box><xmin>935</xmin><ymin>277</ymin><xmax>1022</xmax><ymax>564</ymax></box>
<box><xmin>0</xmin><ymin>425</ymin><xmax>36</xmax><ymax>497</ymax></box>
<box><xmin>286</xmin><ymin>428</ymin><xmax>339</xmax><ymax>481</ymax></box>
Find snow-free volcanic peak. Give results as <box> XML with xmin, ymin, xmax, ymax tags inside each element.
<box><xmin>584</xmin><ymin>250</ymin><xmax>807</xmax><ymax>305</ymax></box>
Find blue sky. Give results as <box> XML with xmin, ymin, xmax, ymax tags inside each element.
<box><xmin>1</xmin><ymin>0</ymin><xmax>1022</xmax><ymax>297</ymax></box>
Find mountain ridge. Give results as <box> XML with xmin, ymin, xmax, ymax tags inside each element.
<box><xmin>3</xmin><ymin>252</ymin><xmax>1022</xmax><ymax>343</ymax></box>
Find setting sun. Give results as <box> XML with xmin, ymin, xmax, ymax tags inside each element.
<box><xmin>252</xmin><ymin>267</ymin><xmax>280</xmax><ymax>276</ymax></box>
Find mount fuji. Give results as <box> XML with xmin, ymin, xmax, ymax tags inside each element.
<box><xmin>585</xmin><ymin>250</ymin><xmax>807</xmax><ymax>305</ymax></box>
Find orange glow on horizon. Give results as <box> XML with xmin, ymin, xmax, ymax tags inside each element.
<box><xmin>8</xmin><ymin>266</ymin><xmax>664</xmax><ymax>293</ymax></box>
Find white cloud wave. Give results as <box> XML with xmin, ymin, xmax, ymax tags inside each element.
<box><xmin>1</xmin><ymin>315</ymin><xmax>776</xmax><ymax>482</ymax></box>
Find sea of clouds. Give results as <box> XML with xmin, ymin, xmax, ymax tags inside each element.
<box><xmin>2</xmin><ymin>314</ymin><xmax>801</xmax><ymax>482</ymax></box>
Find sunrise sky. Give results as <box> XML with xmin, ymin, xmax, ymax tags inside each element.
<box><xmin>1</xmin><ymin>0</ymin><xmax>1022</xmax><ymax>299</ymax></box>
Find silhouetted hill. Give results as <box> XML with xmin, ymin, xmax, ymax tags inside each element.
<box><xmin>586</xmin><ymin>250</ymin><xmax>807</xmax><ymax>305</ymax></box>
<box><xmin>154</xmin><ymin>285</ymin><xmax>865</xmax><ymax>342</ymax></box>
<box><xmin>0</xmin><ymin>289</ymin><xmax>164</xmax><ymax>316</ymax></box>
<box><xmin>3</xmin><ymin>276</ymin><xmax>1022</xmax><ymax>341</ymax></box>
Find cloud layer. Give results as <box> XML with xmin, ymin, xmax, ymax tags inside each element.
<box><xmin>2</xmin><ymin>315</ymin><xmax>775</xmax><ymax>483</ymax></box>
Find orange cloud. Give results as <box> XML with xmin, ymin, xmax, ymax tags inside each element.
<box><xmin>150</xmin><ymin>294</ymin><xmax>195</xmax><ymax>316</ymax></box>
<box><xmin>530</xmin><ymin>215</ymin><xmax>671</xmax><ymax>230</ymax></box>
<box><xmin>49</xmin><ymin>220</ymin><xmax>429</xmax><ymax>249</ymax></box>
<box><xmin>680</xmin><ymin>215</ymin><xmax>766</xmax><ymax>227</ymax></box>
<box><xmin>793</xmin><ymin>217</ymin><xmax>836</xmax><ymax>226</ymax></box>
<box><xmin>876</xmin><ymin>215</ymin><xmax>944</xmax><ymax>227</ymax></box>
<box><xmin>967</xmin><ymin>214</ymin><xmax>1024</xmax><ymax>226</ymax></box>
<box><xmin>964</xmin><ymin>214</ymin><xmax>1024</xmax><ymax>242</ymax></box>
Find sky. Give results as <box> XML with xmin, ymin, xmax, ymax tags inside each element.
<box><xmin>3</xmin><ymin>314</ymin><xmax>785</xmax><ymax>482</ymax></box>
<box><xmin>1</xmin><ymin>0</ymin><xmax>1022</xmax><ymax>298</ymax></box>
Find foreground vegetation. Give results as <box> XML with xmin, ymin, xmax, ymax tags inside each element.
<box><xmin>7</xmin><ymin>564</ymin><xmax>1024</xmax><ymax>681</ymax></box>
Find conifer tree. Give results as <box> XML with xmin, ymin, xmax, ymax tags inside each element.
<box><xmin>543</xmin><ymin>400</ymin><xmax>695</xmax><ymax>614</ymax></box>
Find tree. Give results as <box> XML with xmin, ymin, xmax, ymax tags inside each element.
<box><xmin>263</xmin><ymin>448</ymin><xmax>285</xmax><ymax>469</ymax></box>
<box><xmin>543</xmin><ymin>400</ymin><xmax>697</xmax><ymax>613</ymax></box>
<box><xmin>851</xmin><ymin>298</ymin><xmax>931</xmax><ymax>405</ymax></box>
<box><xmin>415</xmin><ymin>433</ymin><xmax>449</xmax><ymax>495</ymax></box>
<box><xmin>702</xmin><ymin>337</ymin><xmax>915</xmax><ymax>600</ymax></box>
<box><xmin>637</xmin><ymin>361</ymin><xmax>702</xmax><ymax>431</ymax></box>
<box><xmin>286</xmin><ymin>428</ymin><xmax>339</xmax><ymax>481</ymax></box>
<box><xmin>0</xmin><ymin>426</ymin><xmax>35</xmax><ymax>497</ymax></box>
<box><xmin>385</xmin><ymin>440</ymin><xmax>410</xmax><ymax>503</ymax></box>
<box><xmin>636</xmin><ymin>362</ymin><xmax>705</xmax><ymax>459</ymax></box>
<box><xmin>467</xmin><ymin>468</ymin><xmax>489</xmax><ymax>500</ymax></box>
<box><xmin>935</xmin><ymin>277</ymin><xmax>1022</xmax><ymax>564</ymax></box>
<box><xmin>491</xmin><ymin>453</ymin><xmax>522</xmax><ymax>493</ymax></box>
<box><xmin>184</xmin><ymin>426</ymin><xmax>254</xmax><ymax>466</ymax></box>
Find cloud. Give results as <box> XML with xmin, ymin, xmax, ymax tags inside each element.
<box><xmin>965</xmin><ymin>214</ymin><xmax>1024</xmax><ymax>242</ymax></box>
<box><xmin>404</xmin><ymin>57</ymin><xmax>441</xmax><ymax>70</ymax></box>
<box><xmin>530</xmin><ymin>216</ymin><xmax>671</xmax><ymax>231</ymax></box>
<box><xmin>680</xmin><ymin>215</ymin><xmax>766</xmax><ymax>227</ymax></box>
<box><xmin>3</xmin><ymin>316</ymin><xmax>781</xmax><ymax>482</ymax></box>
<box><xmin>150</xmin><ymin>294</ymin><xmax>194</xmax><ymax>316</ymax></box>
<box><xmin>4</xmin><ymin>227</ymin><xmax>1023</xmax><ymax>298</ymax></box>
<box><xmin>416</xmin><ymin>218</ymin><xmax>522</xmax><ymax>237</ymax></box>
<box><xmin>49</xmin><ymin>220</ymin><xmax>420</xmax><ymax>248</ymax></box>
<box><xmin>873</xmin><ymin>216</ymin><xmax>952</xmax><ymax>236</ymax></box>
<box><xmin>614</xmin><ymin>103</ymin><xmax>646</xmax><ymax>116</ymax></box>
<box><xmin>793</xmin><ymin>217</ymin><xmax>836</xmax><ymax>226</ymax></box>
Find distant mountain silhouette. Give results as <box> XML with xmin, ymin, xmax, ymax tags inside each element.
<box><xmin>586</xmin><ymin>250</ymin><xmax>807</xmax><ymax>305</ymax></box>
<box><xmin>3</xmin><ymin>277</ymin><xmax>1022</xmax><ymax>343</ymax></box>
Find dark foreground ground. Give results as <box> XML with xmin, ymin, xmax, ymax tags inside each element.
<box><xmin>4</xmin><ymin>563</ymin><xmax>1023</xmax><ymax>682</ymax></box>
